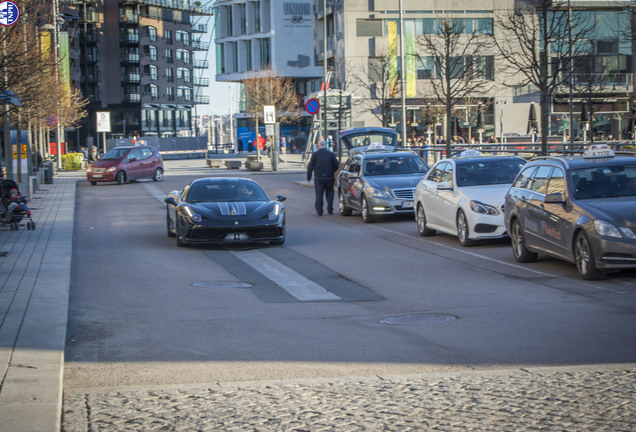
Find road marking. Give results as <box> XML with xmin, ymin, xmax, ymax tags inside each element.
<box><xmin>143</xmin><ymin>182</ymin><xmax>168</xmax><ymax>203</ymax></box>
<box><xmin>230</xmin><ymin>249</ymin><xmax>341</xmax><ymax>301</ymax></box>
<box><xmin>370</xmin><ymin>225</ymin><xmax>627</xmax><ymax>294</ymax></box>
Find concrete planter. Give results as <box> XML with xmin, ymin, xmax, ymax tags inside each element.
<box><xmin>245</xmin><ymin>161</ymin><xmax>263</xmax><ymax>171</ymax></box>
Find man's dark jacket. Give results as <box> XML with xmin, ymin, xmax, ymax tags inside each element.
<box><xmin>307</xmin><ymin>148</ymin><xmax>339</xmax><ymax>182</ymax></box>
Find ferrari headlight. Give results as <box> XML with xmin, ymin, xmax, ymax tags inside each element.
<box><xmin>366</xmin><ymin>186</ymin><xmax>392</xmax><ymax>199</ymax></box>
<box><xmin>268</xmin><ymin>204</ymin><xmax>282</xmax><ymax>221</ymax></box>
<box><xmin>184</xmin><ymin>207</ymin><xmax>202</xmax><ymax>223</ymax></box>
<box><xmin>469</xmin><ymin>200</ymin><xmax>499</xmax><ymax>215</ymax></box>
<box><xmin>105</xmin><ymin>166</ymin><xmax>116</xmax><ymax>173</ymax></box>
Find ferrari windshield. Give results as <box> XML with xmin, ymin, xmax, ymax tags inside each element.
<box><xmin>363</xmin><ymin>155</ymin><xmax>428</xmax><ymax>176</ymax></box>
<box><xmin>186</xmin><ymin>180</ymin><xmax>269</xmax><ymax>203</ymax></box>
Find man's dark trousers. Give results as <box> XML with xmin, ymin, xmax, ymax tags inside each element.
<box><xmin>314</xmin><ymin>177</ymin><xmax>335</xmax><ymax>215</ymax></box>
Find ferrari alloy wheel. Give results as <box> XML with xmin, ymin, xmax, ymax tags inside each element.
<box><xmin>457</xmin><ymin>210</ymin><xmax>475</xmax><ymax>247</ymax></box>
<box><xmin>361</xmin><ymin>196</ymin><xmax>375</xmax><ymax>223</ymax></box>
<box><xmin>339</xmin><ymin>191</ymin><xmax>352</xmax><ymax>216</ymax></box>
<box><xmin>574</xmin><ymin>231</ymin><xmax>604</xmax><ymax>280</ymax></box>
<box><xmin>416</xmin><ymin>204</ymin><xmax>435</xmax><ymax>236</ymax></box>
<box><xmin>511</xmin><ymin>219</ymin><xmax>538</xmax><ymax>263</ymax></box>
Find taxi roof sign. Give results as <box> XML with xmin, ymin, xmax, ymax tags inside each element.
<box><xmin>458</xmin><ymin>149</ymin><xmax>481</xmax><ymax>158</ymax></box>
<box><xmin>584</xmin><ymin>144</ymin><xmax>615</xmax><ymax>158</ymax></box>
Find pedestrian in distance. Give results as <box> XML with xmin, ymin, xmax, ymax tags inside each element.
<box><xmin>307</xmin><ymin>139</ymin><xmax>339</xmax><ymax>216</ymax></box>
<box><xmin>87</xmin><ymin>147</ymin><xmax>99</xmax><ymax>166</ymax></box>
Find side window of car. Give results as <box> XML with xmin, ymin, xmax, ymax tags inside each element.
<box><xmin>127</xmin><ymin>148</ymin><xmax>142</xmax><ymax>162</ymax></box>
<box><xmin>350</xmin><ymin>157</ymin><xmax>361</xmax><ymax>175</ymax></box>
<box><xmin>428</xmin><ymin>162</ymin><xmax>448</xmax><ymax>183</ymax></box>
<box><xmin>546</xmin><ymin>167</ymin><xmax>565</xmax><ymax>196</ymax></box>
<box><xmin>441</xmin><ymin>163</ymin><xmax>454</xmax><ymax>185</ymax></box>
<box><xmin>513</xmin><ymin>166</ymin><xmax>537</xmax><ymax>189</ymax></box>
<box><xmin>529</xmin><ymin>165</ymin><xmax>553</xmax><ymax>195</ymax></box>
<box><xmin>140</xmin><ymin>148</ymin><xmax>153</xmax><ymax>159</ymax></box>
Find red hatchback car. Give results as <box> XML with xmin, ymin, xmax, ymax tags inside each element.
<box><xmin>87</xmin><ymin>146</ymin><xmax>164</xmax><ymax>185</ymax></box>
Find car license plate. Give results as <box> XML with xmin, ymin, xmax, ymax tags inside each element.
<box><xmin>228</xmin><ymin>233</ymin><xmax>248</xmax><ymax>240</ymax></box>
<box><xmin>92</xmin><ymin>174</ymin><xmax>102</xmax><ymax>178</ymax></box>
<box><xmin>401</xmin><ymin>201</ymin><xmax>414</xmax><ymax>209</ymax></box>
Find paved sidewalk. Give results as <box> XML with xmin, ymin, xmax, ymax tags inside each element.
<box><xmin>0</xmin><ymin>170</ymin><xmax>82</xmax><ymax>432</ymax></box>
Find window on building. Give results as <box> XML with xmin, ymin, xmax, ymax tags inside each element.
<box><xmin>245</xmin><ymin>39</ymin><xmax>252</xmax><ymax>71</ymax></box>
<box><xmin>176</xmin><ymin>49</ymin><xmax>191</xmax><ymax>64</ymax></box>
<box><xmin>144</xmin><ymin>64</ymin><xmax>158</xmax><ymax>80</ymax></box>
<box><xmin>166</xmin><ymin>86</ymin><xmax>174</xmax><ymax>101</ymax></box>
<box><xmin>177</xmin><ymin>67</ymin><xmax>191</xmax><ymax>82</ymax></box>
<box><xmin>166</xmin><ymin>67</ymin><xmax>173</xmax><ymax>82</ymax></box>
<box><xmin>165</xmin><ymin>49</ymin><xmax>173</xmax><ymax>63</ymax></box>
<box><xmin>144</xmin><ymin>25</ymin><xmax>157</xmax><ymax>41</ymax></box>
<box><xmin>237</xmin><ymin>3</ymin><xmax>246</xmax><ymax>35</ymax></box>
<box><xmin>143</xmin><ymin>45</ymin><xmax>157</xmax><ymax>61</ymax></box>
<box><xmin>216</xmin><ymin>43</ymin><xmax>225</xmax><ymax>74</ymax></box>
<box><xmin>144</xmin><ymin>84</ymin><xmax>158</xmax><ymax>99</ymax></box>
<box><xmin>176</xmin><ymin>30</ymin><xmax>190</xmax><ymax>45</ymax></box>
<box><xmin>177</xmin><ymin>86</ymin><xmax>192</xmax><ymax>101</ymax></box>
<box><xmin>252</xmin><ymin>1</ymin><xmax>261</xmax><ymax>33</ymax></box>
<box><xmin>164</xmin><ymin>29</ymin><xmax>172</xmax><ymax>44</ymax></box>
<box><xmin>259</xmin><ymin>38</ymin><xmax>270</xmax><ymax>69</ymax></box>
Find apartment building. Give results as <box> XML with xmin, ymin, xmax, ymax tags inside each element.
<box><xmin>60</xmin><ymin>0</ymin><xmax>213</xmax><ymax>148</ymax></box>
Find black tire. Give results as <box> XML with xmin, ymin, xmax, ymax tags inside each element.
<box><xmin>457</xmin><ymin>210</ymin><xmax>475</xmax><ymax>247</ymax></box>
<box><xmin>416</xmin><ymin>203</ymin><xmax>436</xmax><ymax>236</ymax></box>
<box><xmin>153</xmin><ymin>168</ymin><xmax>164</xmax><ymax>182</ymax></box>
<box><xmin>339</xmin><ymin>191</ymin><xmax>352</xmax><ymax>216</ymax></box>
<box><xmin>166</xmin><ymin>207</ymin><xmax>175</xmax><ymax>237</ymax></box>
<box><xmin>574</xmin><ymin>231</ymin><xmax>604</xmax><ymax>280</ymax></box>
<box><xmin>90</xmin><ymin>181</ymin><xmax>97</xmax><ymax>186</ymax></box>
<box><xmin>510</xmin><ymin>219</ymin><xmax>538</xmax><ymax>263</ymax></box>
<box><xmin>116</xmin><ymin>171</ymin><xmax>126</xmax><ymax>185</ymax></box>
<box><xmin>361</xmin><ymin>196</ymin><xmax>375</xmax><ymax>223</ymax></box>
<box><xmin>176</xmin><ymin>219</ymin><xmax>187</xmax><ymax>247</ymax></box>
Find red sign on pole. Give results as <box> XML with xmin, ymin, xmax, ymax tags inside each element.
<box><xmin>305</xmin><ymin>98</ymin><xmax>320</xmax><ymax>115</ymax></box>
<box><xmin>46</xmin><ymin>114</ymin><xmax>57</xmax><ymax>127</ymax></box>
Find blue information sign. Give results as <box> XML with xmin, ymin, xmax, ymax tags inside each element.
<box><xmin>305</xmin><ymin>98</ymin><xmax>320</xmax><ymax>115</ymax></box>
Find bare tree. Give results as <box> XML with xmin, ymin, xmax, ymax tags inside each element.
<box><xmin>494</xmin><ymin>0</ymin><xmax>594</xmax><ymax>155</ymax></box>
<box><xmin>351</xmin><ymin>53</ymin><xmax>394</xmax><ymax>127</ymax></box>
<box><xmin>241</xmin><ymin>70</ymin><xmax>303</xmax><ymax>161</ymax></box>
<box><xmin>417</xmin><ymin>17</ymin><xmax>493</xmax><ymax>154</ymax></box>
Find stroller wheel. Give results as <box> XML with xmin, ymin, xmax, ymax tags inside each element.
<box><xmin>27</xmin><ymin>221</ymin><xmax>35</xmax><ymax>230</ymax></box>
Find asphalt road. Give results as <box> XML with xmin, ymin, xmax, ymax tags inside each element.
<box><xmin>62</xmin><ymin>166</ymin><xmax>636</xmax><ymax>430</ymax></box>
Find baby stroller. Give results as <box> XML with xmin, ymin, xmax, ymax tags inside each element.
<box><xmin>0</xmin><ymin>179</ymin><xmax>35</xmax><ymax>231</ymax></box>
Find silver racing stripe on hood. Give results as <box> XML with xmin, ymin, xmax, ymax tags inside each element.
<box><xmin>217</xmin><ymin>201</ymin><xmax>247</xmax><ymax>216</ymax></box>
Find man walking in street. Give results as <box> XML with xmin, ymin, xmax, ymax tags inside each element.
<box><xmin>307</xmin><ymin>139</ymin><xmax>339</xmax><ymax>216</ymax></box>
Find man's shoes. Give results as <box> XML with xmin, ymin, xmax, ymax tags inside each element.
<box><xmin>317</xmin><ymin>212</ymin><xmax>323</xmax><ymax>216</ymax></box>
<box><xmin>328</xmin><ymin>211</ymin><xmax>333</xmax><ymax>215</ymax></box>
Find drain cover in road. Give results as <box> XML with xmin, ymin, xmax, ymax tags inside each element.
<box><xmin>192</xmin><ymin>281</ymin><xmax>253</xmax><ymax>289</ymax></box>
<box><xmin>379</xmin><ymin>314</ymin><xmax>457</xmax><ymax>325</ymax></box>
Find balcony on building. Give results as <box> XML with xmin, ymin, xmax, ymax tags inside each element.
<box><xmin>193</xmin><ymin>59</ymin><xmax>209</xmax><ymax>69</ymax></box>
<box><xmin>193</xmin><ymin>77</ymin><xmax>209</xmax><ymax>87</ymax></box>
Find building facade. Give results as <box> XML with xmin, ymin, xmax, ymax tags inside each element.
<box><xmin>60</xmin><ymin>0</ymin><xmax>213</xmax><ymax>149</ymax></box>
<box><xmin>214</xmin><ymin>0</ymin><xmax>323</xmax><ymax>151</ymax></box>
<box><xmin>315</xmin><ymin>0</ymin><xmax>634</xmax><ymax>144</ymax></box>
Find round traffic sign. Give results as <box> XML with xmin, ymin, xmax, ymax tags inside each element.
<box><xmin>45</xmin><ymin>114</ymin><xmax>57</xmax><ymax>127</ymax></box>
<box><xmin>305</xmin><ymin>98</ymin><xmax>320</xmax><ymax>115</ymax></box>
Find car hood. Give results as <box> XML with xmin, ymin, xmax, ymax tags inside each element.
<box><xmin>366</xmin><ymin>174</ymin><xmax>425</xmax><ymax>190</ymax></box>
<box><xmin>188</xmin><ymin>201</ymin><xmax>273</xmax><ymax>218</ymax></box>
<box><xmin>579</xmin><ymin>197</ymin><xmax>636</xmax><ymax>228</ymax></box>
<box><xmin>459</xmin><ymin>184</ymin><xmax>511</xmax><ymax>206</ymax></box>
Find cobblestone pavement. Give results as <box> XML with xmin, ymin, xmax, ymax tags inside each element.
<box><xmin>62</xmin><ymin>365</ymin><xmax>636</xmax><ymax>431</ymax></box>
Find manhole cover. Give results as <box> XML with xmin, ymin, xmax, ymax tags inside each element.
<box><xmin>379</xmin><ymin>314</ymin><xmax>457</xmax><ymax>325</ymax></box>
<box><xmin>192</xmin><ymin>281</ymin><xmax>253</xmax><ymax>289</ymax></box>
